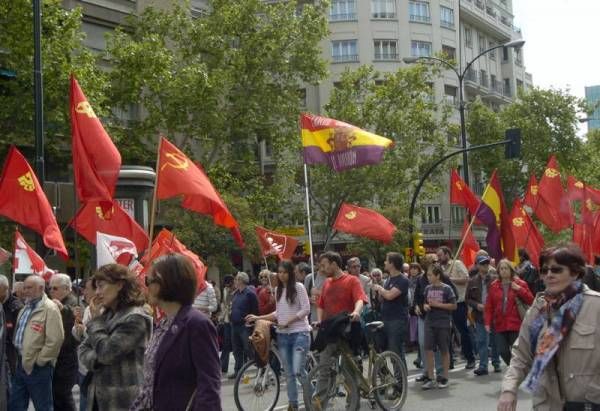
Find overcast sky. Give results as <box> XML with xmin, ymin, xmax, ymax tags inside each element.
<box><xmin>513</xmin><ymin>0</ymin><xmax>600</xmax><ymax>99</ymax></box>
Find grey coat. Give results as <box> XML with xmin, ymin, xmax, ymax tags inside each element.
<box><xmin>78</xmin><ymin>306</ymin><xmax>152</xmax><ymax>411</ymax></box>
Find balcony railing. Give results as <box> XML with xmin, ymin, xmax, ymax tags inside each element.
<box><xmin>329</xmin><ymin>13</ymin><xmax>357</xmax><ymax>22</ymax></box>
<box><xmin>332</xmin><ymin>54</ymin><xmax>359</xmax><ymax>63</ymax></box>
<box><xmin>374</xmin><ymin>53</ymin><xmax>399</xmax><ymax>61</ymax></box>
<box><xmin>410</xmin><ymin>15</ymin><xmax>431</xmax><ymax>23</ymax></box>
<box><xmin>440</xmin><ymin>20</ymin><xmax>455</xmax><ymax>29</ymax></box>
<box><xmin>480</xmin><ymin>74</ymin><xmax>489</xmax><ymax>88</ymax></box>
<box><xmin>475</xmin><ymin>0</ymin><xmax>484</xmax><ymax>10</ymax></box>
<box><xmin>465</xmin><ymin>68</ymin><xmax>478</xmax><ymax>83</ymax></box>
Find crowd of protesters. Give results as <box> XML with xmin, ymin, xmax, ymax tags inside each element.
<box><xmin>0</xmin><ymin>241</ymin><xmax>599</xmax><ymax>410</ymax></box>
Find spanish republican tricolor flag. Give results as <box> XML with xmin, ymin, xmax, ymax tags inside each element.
<box><xmin>300</xmin><ymin>113</ymin><xmax>393</xmax><ymax>172</ymax></box>
<box><xmin>475</xmin><ymin>170</ymin><xmax>516</xmax><ymax>262</ymax></box>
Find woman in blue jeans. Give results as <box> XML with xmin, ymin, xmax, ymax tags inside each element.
<box><xmin>246</xmin><ymin>260</ymin><xmax>311</xmax><ymax>411</ymax></box>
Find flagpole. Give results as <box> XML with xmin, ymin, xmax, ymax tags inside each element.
<box><xmin>303</xmin><ymin>163</ymin><xmax>316</xmax><ymax>277</ymax></box>
<box><xmin>451</xmin><ymin>181</ymin><xmax>492</xmax><ymax>268</ymax></box>
<box><xmin>147</xmin><ymin>136</ymin><xmax>162</xmax><ymax>252</ymax></box>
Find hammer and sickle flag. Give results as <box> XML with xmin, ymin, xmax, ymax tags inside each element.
<box><xmin>537</xmin><ymin>155</ymin><xmax>574</xmax><ymax>232</ymax></box>
<box><xmin>332</xmin><ymin>203</ymin><xmax>396</xmax><ymax>244</ymax></box>
<box><xmin>509</xmin><ymin>198</ymin><xmax>544</xmax><ymax>269</ymax></box>
<box><xmin>71</xmin><ymin>74</ymin><xmax>121</xmax><ymax>212</ymax></box>
<box><xmin>0</xmin><ymin>146</ymin><xmax>68</xmax><ymax>259</ymax></box>
<box><xmin>156</xmin><ymin>137</ymin><xmax>244</xmax><ymax>248</ymax></box>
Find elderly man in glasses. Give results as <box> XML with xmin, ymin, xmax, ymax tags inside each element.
<box><xmin>49</xmin><ymin>273</ymin><xmax>81</xmax><ymax>411</ymax></box>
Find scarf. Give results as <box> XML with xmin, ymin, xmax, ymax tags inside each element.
<box><xmin>522</xmin><ymin>280</ymin><xmax>585</xmax><ymax>393</ymax></box>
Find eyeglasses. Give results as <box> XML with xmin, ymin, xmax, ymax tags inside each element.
<box><xmin>540</xmin><ymin>265</ymin><xmax>565</xmax><ymax>274</ymax></box>
<box><xmin>259</xmin><ymin>276</ymin><xmax>269</xmax><ymax>280</ymax></box>
<box><xmin>144</xmin><ymin>272</ymin><xmax>162</xmax><ymax>287</ymax></box>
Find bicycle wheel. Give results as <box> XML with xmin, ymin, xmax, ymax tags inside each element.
<box><xmin>371</xmin><ymin>351</ymin><xmax>408</xmax><ymax>411</ymax></box>
<box><xmin>303</xmin><ymin>362</ymin><xmax>360</xmax><ymax>411</ymax></box>
<box><xmin>233</xmin><ymin>359</ymin><xmax>280</xmax><ymax>411</ymax></box>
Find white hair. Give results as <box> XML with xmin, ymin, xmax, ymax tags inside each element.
<box><xmin>26</xmin><ymin>275</ymin><xmax>45</xmax><ymax>288</ymax></box>
<box><xmin>370</xmin><ymin>268</ymin><xmax>383</xmax><ymax>277</ymax></box>
<box><xmin>236</xmin><ymin>271</ymin><xmax>250</xmax><ymax>285</ymax></box>
<box><xmin>0</xmin><ymin>275</ymin><xmax>8</xmax><ymax>289</ymax></box>
<box><xmin>50</xmin><ymin>273</ymin><xmax>72</xmax><ymax>291</ymax></box>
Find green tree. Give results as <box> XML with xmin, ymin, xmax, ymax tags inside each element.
<box><xmin>305</xmin><ymin>65</ymin><xmax>451</xmax><ymax>260</ymax></box>
<box><xmin>578</xmin><ymin>128</ymin><xmax>600</xmax><ymax>186</ymax></box>
<box><xmin>467</xmin><ymin>87</ymin><xmax>586</xmax><ymax>204</ymax></box>
<box><xmin>104</xmin><ymin>0</ymin><xmax>328</xmax><ymax>261</ymax></box>
<box><xmin>0</xmin><ymin>0</ymin><xmax>107</xmax><ymax>174</ymax></box>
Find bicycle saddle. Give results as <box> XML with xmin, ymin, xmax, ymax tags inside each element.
<box><xmin>365</xmin><ymin>321</ymin><xmax>384</xmax><ymax>331</ymax></box>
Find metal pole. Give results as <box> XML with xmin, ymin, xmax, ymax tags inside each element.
<box><xmin>33</xmin><ymin>0</ymin><xmax>45</xmax><ymax>253</ymax></box>
<box><xmin>458</xmin><ymin>76</ymin><xmax>469</xmax><ymax>187</ymax></box>
<box><xmin>303</xmin><ymin>164</ymin><xmax>316</xmax><ymax>276</ymax></box>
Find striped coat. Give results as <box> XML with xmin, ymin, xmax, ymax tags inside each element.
<box><xmin>78</xmin><ymin>306</ymin><xmax>152</xmax><ymax>411</ymax></box>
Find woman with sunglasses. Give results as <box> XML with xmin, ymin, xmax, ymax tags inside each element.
<box><xmin>245</xmin><ymin>260</ymin><xmax>311</xmax><ymax>411</ymax></box>
<box><xmin>131</xmin><ymin>253</ymin><xmax>221</xmax><ymax>411</ymax></box>
<box><xmin>498</xmin><ymin>244</ymin><xmax>600</xmax><ymax>411</ymax></box>
<box><xmin>78</xmin><ymin>264</ymin><xmax>152</xmax><ymax>411</ymax></box>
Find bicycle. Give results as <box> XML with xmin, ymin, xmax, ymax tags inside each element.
<box><xmin>233</xmin><ymin>324</ymin><xmax>318</xmax><ymax>411</ymax></box>
<box><xmin>303</xmin><ymin>320</ymin><xmax>408</xmax><ymax>411</ymax></box>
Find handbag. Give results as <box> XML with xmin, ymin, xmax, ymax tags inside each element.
<box><xmin>515</xmin><ymin>296</ymin><xmax>529</xmax><ymax>320</ymax></box>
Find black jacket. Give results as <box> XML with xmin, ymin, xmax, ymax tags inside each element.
<box><xmin>55</xmin><ymin>293</ymin><xmax>81</xmax><ymax>375</ymax></box>
<box><xmin>3</xmin><ymin>293</ymin><xmax>24</xmax><ymax>375</ymax></box>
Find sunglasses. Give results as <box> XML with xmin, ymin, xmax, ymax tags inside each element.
<box><xmin>144</xmin><ymin>272</ymin><xmax>162</xmax><ymax>287</ymax></box>
<box><xmin>540</xmin><ymin>265</ymin><xmax>565</xmax><ymax>274</ymax></box>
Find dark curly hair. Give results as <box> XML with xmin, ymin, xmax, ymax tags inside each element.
<box><xmin>93</xmin><ymin>264</ymin><xmax>145</xmax><ymax>310</ymax></box>
<box><xmin>539</xmin><ymin>244</ymin><xmax>586</xmax><ymax>279</ymax></box>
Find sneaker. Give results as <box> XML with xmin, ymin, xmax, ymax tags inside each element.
<box><xmin>415</xmin><ymin>375</ymin><xmax>430</xmax><ymax>383</ymax></box>
<box><xmin>437</xmin><ymin>377</ymin><xmax>449</xmax><ymax>388</ymax></box>
<box><xmin>493</xmin><ymin>364</ymin><xmax>502</xmax><ymax>373</ymax></box>
<box><xmin>465</xmin><ymin>360</ymin><xmax>476</xmax><ymax>369</ymax></box>
<box><xmin>474</xmin><ymin>368</ymin><xmax>488</xmax><ymax>376</ymax></box>
<box><xmin>421</xmin><ymin>380</ymin><xmax>437</xmax><ymax>390</ymax></box>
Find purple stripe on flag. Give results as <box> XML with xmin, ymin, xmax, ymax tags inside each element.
<box><xmin>303</xmin><ymin>146</ymin><xmax>387</xmax><ymax>172</ymax></box>
<box><xmin>476</xmin><ymin>203</ymin><xmax>502</xmax><ymax>261</ymax></box>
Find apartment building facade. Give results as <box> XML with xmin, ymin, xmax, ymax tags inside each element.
<box><xmin>585</xmin><ymin>85</ymin><xmax>600</xmax><ymax>131</ymax></box>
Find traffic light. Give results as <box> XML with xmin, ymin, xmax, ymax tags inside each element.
<box><xmin>413</xmin><ymin>232</ymin><xmax>426</xmax><ymax>257</ymax></box>
<box><xmin>404</xmin><ymin>247</ymin><xmax>414</xmax><ymax>262</ymax></box>
<box><xmin>505</xmin><ymin>128</ymin><xmax>521</xmax><ymax>159</ymax></box>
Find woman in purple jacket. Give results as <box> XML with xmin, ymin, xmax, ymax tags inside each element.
<box><xmin>130</xmin><ymin>253</ymin><xmax>221</xmax><ymax>411</ymax></box>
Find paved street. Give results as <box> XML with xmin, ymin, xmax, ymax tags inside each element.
<box><xmin>220</xmin><ymin>351</ymin><xmax>533</xmax><ymax>411</ymax></box>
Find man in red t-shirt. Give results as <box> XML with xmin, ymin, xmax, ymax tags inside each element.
<box><xmin>312</xmin><ymin>251</ymin><xmax>367</xmax><ymax>409</ymax></box>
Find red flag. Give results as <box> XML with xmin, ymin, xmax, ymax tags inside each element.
<box><xmin>510</xmin><ymin>199</ymin><xmax>544</xmax><ymax>268</ymax></box>
<box><xmin>576</xmin><ymin>187</ymin><xmax>600</xmax><ymax>263</ymax></box>
<box><xmin>156</xmin><ymin>137</ymin><xmax>244</xmax><ymax>248</ymax></box>
<box><xmin>13</xmin><ymin>231</ymin><xmax>56</xmax><ymax>281</ymax></box>
<box><xmin>523</xmin><ymin>173</ymin><xmax>567</xmax><ymax>233</ymax></box>
<box><xmin>566</xmin><ymin>175</ymin><xmax>584</xmax><ymax>202</ymax></box>
<box><xmin>0</xmin><ymin>147</ymin><xmax>68</xmax><ymax>259</ymax></box>
<box><xmin>450</xmin><ymin>169</ymin><xmax>480</xmax><ymax>215</ymax></box>
<box><xmin>460</xmin><ymin>219</ymin><xmax>479</xmax><ymax>268</ymax></box>
<box><xmin>141</xmin><ymin>229</ymin><xmax>207</xmax><ymax>292</ymax></box>
<box><xmin>71</xmin><ymin>200</ymin><xmax>149</xmax><ymax>253</ymax></box>
<box><xmin>538</xmin><ymin>156</ymin><xmax>573</xmax><ymax>230</ymax></box>
<box><xmin>255</xmin><ymin>226</ymin><xmax>299</xmax><ymax>260</ymax></box>
<box><xmin>332</xmin><ymin>203</ymin><xmax>396</xmax><ymax>244</ymax></box>
<box><xmin>71</xmin><ymin>75</ymin><xmax>121</xmax><ymax>209</ymax></box>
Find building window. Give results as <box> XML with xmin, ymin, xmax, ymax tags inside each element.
<box><xmin>331</xmin><ymin>40</ymin><xmax>358</xmax><ymax>63</ymax></box>
<box><xmin>502</xmin><ymin>46</ymin><xmax>509</xmax><ymax>62</ymax></box>
<box><xmin>517</xmin><ymin>79</ymin><xmax>524</xmax><ymax>90</ymax></box>
<box><xmin>372</xmin><ymin>0</ymin><xmax>396</xmax><ymax>19</ymax></box>
<box><xmin>478</xmin><ymin>33</ymin><xmax>486</xmax><ymax>53</ymax></box>
<box><xmin>298</xmin><ymin>88</ymin><xmax>307</xmax><ymax>108</ymax></box>
<box><xmin>411</xmin><ymin>40</ymin><xmax>432</xmax><ymax>57</ymax></box>
<box><xmin>374</xmin><ymin>40</ymin><xmax>398</xmax><ymax>60</ymax></box>
<box><xmin>444</xmin><ymin>85</ymin><xmax>457</xmax><ymax>105</ymax></box>
<box><xmin>422</xmin><ymin>205</ymin><xmax>441</xmax><ymax>224</ymax></box>
<box><xmin>330</xmin><ymin>0</ymin><xmax>357</xmax><ymax>22</ymax></box>
<box><xmin>409</xmin><ymin>1</ymin><xmax>431</xmax><ymax>23</ymax></box>
<box><xmin>451</xmin><ymin>206</ymin><xmax>466</xmax><ymax>224</ymax></box>
<box><xmin>440</xmin><ymin>6</ymin><xmax>454</xmax><ymax>28</ymax></box>
<box><xmin>464</xmin><ymin>27</ymin><xmax>472</xmax><ymax>48</ymax></box>
<box><xmin>504</xmin><ymin>78</ymin><xmax>511</xmax><ymax>97</ymax></box>
<box><xmin>442</xmin><ymin>45</ymin><xmax>456</xmax><ymax>60</ymax></box>
<box><xmin>515</xmin><ymin>49</ymin><xmax>523</xmax><ymax>66</ymax></box>
<box><xmin>480</xmin><ymin>70</ymin><xmax>488</xmax><ymax>87</ymax></box>
<box><xmin>489</xmin><ymin>41</ymin><xmax>496</xmax><ymax>59</ymax></box>
<box><xmin>490</xmin><ymin>74</ymin><xmax>498</xmax><ymax>91</ymax></box>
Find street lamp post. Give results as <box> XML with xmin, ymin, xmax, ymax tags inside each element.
<box><xmin>403</xmin><ymin>39</ymin><xmax>525</xmax><ymax>187</ymax></box>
